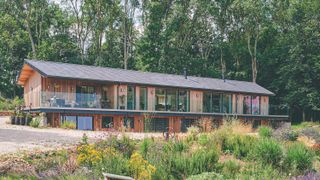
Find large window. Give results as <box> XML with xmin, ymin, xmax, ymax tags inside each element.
<box><xmin>203</xmin><ymin>92</ymin><xmax>212</xmax><ymax>112</ymax></box>
<box><xmin>127</xmin><ymin>86</ymin><xmax>135</xmax><ymax>110</ymax></box>
<box><xmin>252</xmin><ymin>96</ymin><xmax>260</xmax><ymax>115</ymax></box>
<box><xmin>101</xmin><ymin>85</ymin><xmax>114</xmax><ymax>109</ymax></box>
<box><xmin>155</xmin><ymin>88</ymin><xmax>166</xmax><ymax>111</ymax></box>
<box><xmin>123</xmin><ymin>117</ymin><xmax>134</xmax><ymax>129</ymax></box>
<box><xmin>76</xmin><ymin>86</ymin><xmax>97</xmax><ymax>108</ymax></box>
<box><xmin>166</xmin><ymin>89</ymin><xmax>177</xmax><ymax>111</ymax></box>
<box><xmin>221</xmin><ymin>94</ymin><xmax>232</xmax><ymax>113</ymax></box>
<box><xmin>102</xmin><ymin>116</ymin><xmax>113</xmax><ymax>128</ymax></box>
<box><xmin>178</xmin><ymin>90</ymin><xmax>189</xmax><ymax>112</ymax></box>
<box><xmin>60</xmin><ymin>116</ymin><xmax>77</xmax><ymax>127</ymax></box>
<box><xmin>140</xmin><ymin>87</ymin><xmax>148</xmax><ymax>110</ymax></box>
<box><xmin>212</xmin><ymin>93</ymin><xmax>221</xmax><ymax>112</ymax></box>
<box><xmin>144</xmin><ymin>118</ymin><xmax>169</xmax><ymax>132</ymax></box>
<box><xmin>243</xmin><ymin>96</ymin><xmax>252</xmax><ymax>114</ymax></box>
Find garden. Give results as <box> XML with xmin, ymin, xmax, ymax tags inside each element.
<box><xmin>0</xmin><ymin>119</ymin><xmax>320</xmax><ymax>179</ymax></box>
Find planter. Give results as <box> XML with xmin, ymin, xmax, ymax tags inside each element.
<box><xmin>14</xmin><ymin>116</ymin><xmax>18</xmax><ymax>124</ymax></box>
<box><xmin>21</xmin><ymin>118</ymin><xmax>26</xmax><ymax>125</ymax></box>
<box><xmin>11</xmin><ymin>116</ymin><xmax>15</xmax><ymax>124</ymax></box>
<box><xmin>26</xmin><ymin>118</ymin><xmax>32</xmax><ymax>125</ymax></box>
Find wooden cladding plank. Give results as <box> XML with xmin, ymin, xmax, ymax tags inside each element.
<box><xmin>232</xmin><ymin>94</ymin><xmax>237</xmax><ymax>114</ymax></box>
<box><xmin>190</xmin><ymin>90</ymin><xmax>203</xmax><ymax>112</ymax></box>
<box><xmin>260</xmin><ymin>96</ymin><xmax>269</xmax><ymax>115</ymax></box>
<box><xmin>236</xmin><ymin>94</ymin><xmax>244</xmax><ymax>114</ymax></box>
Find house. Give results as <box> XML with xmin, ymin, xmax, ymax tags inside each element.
<box><xmin>17</xmin><ymin>59</ymin><xmax>288</xmax><ymax>132</ymax></box>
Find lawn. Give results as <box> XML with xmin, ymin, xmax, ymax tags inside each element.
<box><xmin>0</xmin><ymin>120</ymin><xmax>319</xmax><ymax>179</ymax></box>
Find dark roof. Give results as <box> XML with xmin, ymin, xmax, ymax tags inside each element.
<box><xmin>23</xmin><ymin>59</ymin><xmax>274</xmax><ymax>95</ymax></box>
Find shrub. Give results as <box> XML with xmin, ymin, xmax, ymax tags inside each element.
<box><xmin>187</xmin><ymin>172</ymin><xmax>224</xmax><ymax>180</ymax></box>
<box><xmin>128</xmin><ymin>152</ymin><xmax>156</xmax><ymax>180</ymax></box>
<box><xmin>140</xmin><ymin>138</ymin><xmax>153</xmax><ymax>158</ymax></box>
<box><xmin>222</xmin><ymin>160</ymin><xmax>241</xmax><ymax>178</ymax></box>
<box><xmin>251</xmin><ymin>138</ymin><xmax>283</xmax><ymax>167</ymax></box>
<box><xmin>170</xmin><ymin>148</ymin><xmax>219</xmax><ymax>179</ymax></box>
<box><xmin>29</xmin><ymin>117</ymin><xmax>41</xmax><ymax>128</ymax></box>
<box><xmin>224</xmin><ymin>134</ymin><xmax>258</xmax><ymax>159</ymax></box>
<box><xmin>284</xmin><ymin>142</ymin><xmax>314</xmax><ymax>173</ymax></box>
<box><xmin>187</xmin><ymin>126</ymin><xmax>200</xmax><ymax>140</ymax></box>
<box><xmin>198</xmin><ymin>134</ymin><xmax>209</xmax><ymax>146</ymax></box>
<box><xmin>274</xmin><ymin>129</ymin><xmax>299</xmax><ymax>141</ymax></box>
<box><xmin>172</xmin><ymin>140</ymin><xmax>188</xmax><ymax>154</ymax></box>
<box><xmin>61</xmin><ymin>121</ymin><xmax>76</xmax><ymax>129</ymax></box>
<box><xmin>300</xmin><ymin>127</ymin><xmax>320</xmax><ymax>143</ymax></box>
<box><xmin>258</xmin><ymin>126</ymin><xmax>273</xmax><ymax>138</ymax></box>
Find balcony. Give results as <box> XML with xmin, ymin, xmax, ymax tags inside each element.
<box><xmin>40</xmin><ymin>91</ymin><xmax>113</xmax><ymax>109</ymax></box>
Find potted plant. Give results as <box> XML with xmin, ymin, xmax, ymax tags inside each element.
<box><xmin>11</xmin><ymin>110</ymin><xmax>16</xmax><ymax>124</ymax></box>
<box><xmin>20</xmin><ymin>112</ymin><xmax>26</xmax><ymax>125</ymax></box>
<box><xmin>26</xmin><ymin>113</ymin><xmax>33</xmax><ymax>125</ymax></box>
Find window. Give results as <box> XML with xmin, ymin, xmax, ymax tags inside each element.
<box><xmin>60</xmin><ymin>116</ymin><xmax>77</xmax><ymax>126</ymax></box>
<box><xmin>101</xmin><ymin>85</ymin><xmax>114</xmax><ymax>109</ymax></box>
<box><xmin>144</xmin><ymin>118</ymin><xmax>169</xmax><ymax>132</ymax></box>
<box><xmin>127</xmin><ymin>86</ymin><xmax>135</xmax><ymax>110</ymax></box>
<box><xmin>140</xmin><ymin>87</ymin><xmax>148</xmax><ymax>110</ymax></box>
<box><xmin>212</xmin><ymin>93</ymin><xmax>221</xmax><ymax>113</ymax></box>
<box><xmin>243</xmin><ymin>96</ymin><xmax>252</xmax><ymax>114</ymax></box>
<box><xmin>166</xmin><ymin>89</ymin><xmax>177</xmax><ymax>111</ymax></box>
<box><xmin>203</xmin><ymin>92</ymin><xmax>212</xmax><ymax>112</ymax></box>
<box><xmin>102</xmin><ymin>116</ymin><xmax>113</xmax><ymax>128</ymax></box>
<box><xmin>221</xmin><ymin>94</ymin><xmax>232</xmax><ymax>113</ymax></box>
<box><xmin>76</xmin><ymin>86</ymin><xmax>97</xmax><ymax>108</ymax></box>
<box><xmin>181</xmin><ymin>119</ymin><xmax>196</xmax><ymax>132</ymax></box>
<box><xmin>178</xmin><ymin>90</ymin><xmax>189</xmax><ymax>112</ymax></box>
<box><xmin>252</xmin><ymin>96</ymin><xmax>260</xmax><ymax>115</ymax></box>
<box><xmin>124</xmin><ymin>117</ymin><xmax>134</xmax><ymax>129</ymax></box>
<box><xmin>155</xmin><ymin>88</ymin><xmax>166</xmax><ymax>111</ymax></box>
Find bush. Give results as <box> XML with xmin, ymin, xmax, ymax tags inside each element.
<box><xmin>187</xmin><ymin>126</ymin><xmax>200</xmax><ymax>140</ymax></box>
<box><xmin>198</xmin><ymin>134</ymin><xmax>209</xmax><ymax>146</ymax></box>
<box><xmin>29</xmin><ymin>117</ymin><xmax>41</xmax><ymax>128</ymax></box>
<box><xmin>224</xmin><ymin>134</ymin><xmax>258</xmax><ymax>159</ymax></box>
<box><xmin>284</xmin><ymin>142</ymin><xmax>314</xmax><ymax>173</ymax></box>
<box><xmin>140</xmin><ymin>138</ymin><xmax>153</xmax><ymax>158</ymax></box>
<box><xmin>251</xmin><ymin>138</ymin><xmax>283</xmax><ymax>167</ymax></box>
<box><xmin>170</xmin><ymin>148</ymin><xmax>219</xmax><ymax>179</ymax></box>
<box><xmin>128</xmin><ymin>152</ymin><xmax>156</xmax><ymax>180</ymax></box>
<box><xmin>187</xmin><ymin>172</ymin><xmax>224</xmax><ymax>180</ymax></box>
<box><xmin>258</xmin><ymin>126</ymin><xmax>273</xmax><ymax>138</ymax></box>
<box><xmin>61</xmin><ymin>121</ymin><xmax>76</xmax><ymax>129</ymax></box>
<box><xmin>222</xmin><ymin>160</ymin><xmax>241</xmax><ymax>178</ymax></box>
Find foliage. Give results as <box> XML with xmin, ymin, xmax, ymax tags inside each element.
<box><xmin>140</xmin><ymin>138</ymin><xmax>153</xmax><ymax>159</ymax></box>
<box><xmin>224</xmin><ymin>134</ymin><xmax>258</xmax><ymax>159</ymax></box>
<box><xmin>251</xmin><ymin>138</ymin><xmax>283</xmax><ymax>167</ymax></box>
<box><xmin>300</xmin><ymin>127</ymin><xmax>320</xmax><ymax>143</ymax></box>
<box><xmin>169</xmin><ymin>148</ymin><xmax>219</xmax><ymax>179</ymax></box>
<box><xmin>258</xmin><ymin>126</ymin><xmax>273</xmax><ymax>138</ymax></box>
<box><xmin>284</xmin><ymin>142</ymin><xmax>314</xmax><ymax>174</ymax></box>
<box><xmin>222</xmin><ymin>160</ymin><xmax>241</xmax><ymax>178</ymax></box>
<box><xmin>0</xmin><ymin>97</ymin><xmax>23</xmax><ymax>111</ymax></box>
<box><xmin>29</xmin><ymin>117</ymin><xmax>41</xmax><ymax>128</ymax></box>
<box><xmin>60</xmin><ymin>121</ymin><xmax>76</xmax><ymax>129</ymax></box>
<box><xmin>128</xmin><ymin>152</ymin><xmax>156</xmax><ymax>180</ymax></box>
<box><xmin>186</xmin><ymin>172</ymin><xmax>224</xmax><ymax>180</ymax></box>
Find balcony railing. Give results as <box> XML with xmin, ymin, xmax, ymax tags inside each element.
<box><xmin>40</xmin><ymin>91</ymin><xmax>110</xmax><ymax>109</ymax></box>
<box><xmin>269</xmin><ymin>104</ymin><xmax>289</xmax><ymax>116</ymax></box>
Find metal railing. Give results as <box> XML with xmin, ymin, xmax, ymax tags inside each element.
<box><xmin>269</xmin><ymin>104</ymin><xmax>289</xmax><ymax>116</ymax></box>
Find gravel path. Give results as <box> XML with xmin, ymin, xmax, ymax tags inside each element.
<box><xmin>0</xmin><ymin>117</ymin><xmax>163</xmax><ymax>155</ymax></box>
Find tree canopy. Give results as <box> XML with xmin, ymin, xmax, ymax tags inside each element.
<box><xmin>0</xmin><ymin>0</ymin><xmax>319</xmax><ymax>122</ymax></box>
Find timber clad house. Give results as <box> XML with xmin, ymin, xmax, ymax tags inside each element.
<box><xmin>17</xmin><ymin>59</ymin><xmax>288</xmax><ymax>132</ymax></box>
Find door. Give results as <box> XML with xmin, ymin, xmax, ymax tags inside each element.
<box><xmin>77</xmin><ymin>116</ymin><xmax>93</xmax><ymax>130</ymax></box>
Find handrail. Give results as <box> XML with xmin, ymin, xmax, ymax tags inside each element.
<box><xmin>103</xmin><ymin>173</ymin><xmax>134</xmax><ymax>180</ymax></box>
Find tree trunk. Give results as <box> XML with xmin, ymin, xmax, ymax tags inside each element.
<box><xmin>123</xmin><ymin>0</ymin><xmax>128</xmax><ymax>70</ymax></box>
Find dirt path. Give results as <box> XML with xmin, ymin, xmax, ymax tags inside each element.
<box><xmin>0</xmin><ymin>117</ymin><xmax>163</xmax><ymax>155</ymax></box>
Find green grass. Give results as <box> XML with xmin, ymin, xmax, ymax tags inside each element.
<box><xmin>291</xmin><ymin>121</ymin><xmax>320</xmax><ymax>130</ymax></box>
